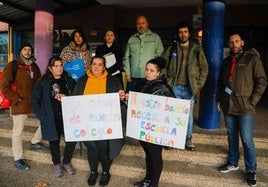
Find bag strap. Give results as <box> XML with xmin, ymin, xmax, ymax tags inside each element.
<box><xmin>12</xmin><ymin>61</ymin><xmax>18</xmax><ymax>80</ymax></box>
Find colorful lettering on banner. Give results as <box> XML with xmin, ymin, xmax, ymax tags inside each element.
<box><xmin>126</xmin><ymin>91</ymin><xmax>190</xmax><ymax>149</ymax></box>
<box><xmin>61</xmin><ymin>93</ymin><xmax>123</xmax><ymax>142</ymax></box>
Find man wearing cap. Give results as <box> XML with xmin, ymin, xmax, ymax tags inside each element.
<box><xmin>0</xmin><ymin>42</ymin><xmax>46</xmax><ymax>170</ymax></box>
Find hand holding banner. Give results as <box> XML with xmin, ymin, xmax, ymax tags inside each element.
<box><xmin>61</xmin><ymin>93</ymin><xmax>123</xmax><ymax>142</ymax></box>
<box><xmin>126</xmin><ymin>91</ymin><xmax>190</xmax><ymax>149</ymax></box>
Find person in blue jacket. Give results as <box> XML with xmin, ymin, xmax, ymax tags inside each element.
<box><xmin>31</xmin><ymin>57</ymin><xmax>76</xmax><ymax>177</ymax></box>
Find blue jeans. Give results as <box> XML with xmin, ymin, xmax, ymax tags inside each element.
<box><xmin>173</xmin><ymin>85</ymin><xmax>194</xmax><ymax>137</ymax></box>
<box><xmin>224</xmin><ymin>114</ymin><xmax>257</xmax><ymax>172</ymax></box>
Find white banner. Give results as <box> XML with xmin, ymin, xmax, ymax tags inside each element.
<box><xmin>126</xmin><ymin>91</ymin><xmax>190</xmax><ymax>149</ymax></box>
<box><xmin>61</xmin><ymin>93</ymin><xmax>123</xmax><ymax>142</ymax></box>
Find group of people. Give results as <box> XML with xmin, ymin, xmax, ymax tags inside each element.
<box><xmin>0</xmin><ymin>15</ymin><xmax>266</xmax><ymax>187</ymax></box>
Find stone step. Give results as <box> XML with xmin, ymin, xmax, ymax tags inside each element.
<box><xmin>1</xmin><ymin>117</ymin><xmax>268</xmax><ymax>149</ymax></box>
<box><xmin>0</xmin><ymin>134</ymin><xmax>268</xmax><ymax>187</ymax></box>
<box><xmin>2</xmin><ymin>153</ymin><xmax>267</xmax><ymax>187</ymax></box>
<box><xmin>1</xmin><ymin>124</ymin><xmax>267</xmax><ymax>170</ymax></box>
<box><xmin>1</xmin><ymin>110</ymin><xmax>268</xmax><ymax>186</ymax></box>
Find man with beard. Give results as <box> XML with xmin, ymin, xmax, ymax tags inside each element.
<box><xmin>123</xmin><ymin>15</ymin><xmax>164</xmax><ymax>92</ymax></box>
<box><xmin>216</xmin><ymin>34</ymin><xmax>267</xmax><ymax>187</ymax></box>
<box><xmin>0</xmin><ymin>42</ymin><xmax>46</xmax><ymax>171</ymax></box>
<box><xmin>162</xmin><ymin>22</ymin><xmax>208</xmax><ymax>151</ymax></box>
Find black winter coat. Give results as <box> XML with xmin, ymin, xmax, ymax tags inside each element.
<box><xmin>72</xmin><ymin>73</ymin><xmax>124</xmax><ymax>159</ymax></box>
<box><xmin>31</xmin><ymin>72</ymin><xmax>76</xmax><ymax>141</ymax></box>
<box><xmin>133</xmin><ymin>74</ymin><xmax>175</xmax><ymax>98</ymax></box>
<box><xmin>95</xmin><ymin>43</ymin><xmax>123</xmax><ymax>75</ymax></box>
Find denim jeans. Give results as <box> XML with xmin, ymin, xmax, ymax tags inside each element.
<box><xmin>172</xmin><ymin>85</ymin><xmax>194</xmax><ymax>137</ymax></box>
<box><xmin>224</xmin><ymin>114</ymin><xmax>257</xmax><ymax>172</ymax></box>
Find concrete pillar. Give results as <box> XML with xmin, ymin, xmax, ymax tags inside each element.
<box><xmin>34</xmin><ymin>0</ymin><xmax>53</xmax><ymax>75</ymax></box>
<box><xmin>198</xmin><ymin>0</ymin><xmax>225</xmax><ymax>129</ymax></box>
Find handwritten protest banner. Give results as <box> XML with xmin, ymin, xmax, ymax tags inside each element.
<box><xmin>61</xmin><ymin>93</ymin><xmax>123</xmax><ymax>142</ymax></box>
<box><xmin>126</xmin><ymin>91</ymin><xmax>190</xmax><ymax>149</ymax></box>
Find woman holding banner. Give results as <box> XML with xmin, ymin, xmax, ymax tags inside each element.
<box><xmin>72</xmin><ymin>55</ymin><xmax>125</xmax><ymax>186</ymax></box>
<box><xmin>31</xmin><ymin>57</ymin><xmax>77</xmax><ymax>177</ymax></box>
<box><xmin>128</xmin><ymin>57</ymin><xmax>175</xmax><ymax>187</ymax></box>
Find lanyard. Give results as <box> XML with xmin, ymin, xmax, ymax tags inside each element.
<box><xmin>229</xmin><ymin>56</ymin><xmax>237</xmax><ymax>81</ymax></box>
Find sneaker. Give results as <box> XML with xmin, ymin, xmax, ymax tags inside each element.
<box><xmin>99</xmin><ymin>172</ymin><xmax>111</xmax><ymax>186</ymax></box>
<box><xmin>63</xmin><ymin>163</ymin><xmax>75</xmax><ymax>175</ymax></box>
<box><xmin>185</xmin><ymin>135</ymin><xmax>195</xmax><ymax>151</ymax></box>
<box><xmin>246</xmin><ymin>172</ymin><xmax>257</xmax><ymax>186</ymax></box>
<box><xmin>14</xmin><ymin>159</ymin><xmax>29</xmax><ymax>171</ymax></box>
<box><xmin>30</xmin><ymin>142</ymin><xmax>47</xmax><ymax>150</ymax></box>
<box><xmin>219</xmin><ymin>163</ymin><xmax>239</xmax><ymax>173</ymax></box>
<box><xmin>54</xmin><ymin>164</ymin><xmax>63</xmax><ymax>177</ymax></box>
<box><xmin>88</xmin><ymin>171</ymin><xmax>98</xmax><ymax>186</ymax></box>
<box><xmin>134</xmin><ymin>178</ymin><xmax>151</xmax><ymax>187</ymax></box>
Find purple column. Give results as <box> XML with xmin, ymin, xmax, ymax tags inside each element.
<box><xmin>34</xmin><ymin>0</ymin><xmax>53</xmax><ymax>75</ymax></box>
<box><xmin>198</xmin><ymin>0</ymin><xmax>225</xmax><ymax>129</ymax></box>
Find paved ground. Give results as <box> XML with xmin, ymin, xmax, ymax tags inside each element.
<box><xmin>0</xmin><ymin>98</ymin><xmax>267</xmax><ymax>187</ymax></box>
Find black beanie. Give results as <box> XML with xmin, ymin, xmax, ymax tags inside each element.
<box><xmin>19</xmin><ymin>42</ymin><xmax>33</xmax><ymax>53</ymax></box>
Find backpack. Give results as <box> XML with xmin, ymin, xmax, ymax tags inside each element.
<box><xmin>0</xmin><ymin>61</ymin><xmax>19</xmax><ymax>109</ymax></box>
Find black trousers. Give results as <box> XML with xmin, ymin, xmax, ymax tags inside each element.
<box><xmin>140</xmin><ymin>141</ymin><xmax>163</xmax><ymax>186</ymax></box>
<box><xmin>49</xmin><ymin>140</ymin><xmax>76</xmax><ymax>165</ymax></box>
<box><xmin>84</xmin><ymin>140</ymin><xmax>113</xmax><ymax>172</ymax></box>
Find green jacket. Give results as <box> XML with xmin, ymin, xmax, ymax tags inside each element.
<box><xmin>216</xmin><ymin>50</ymin><xmax>267</xmax><ymax>114</ymax></box>
<box><xmin>123</xmin><ymin>29</ymin><xmax>164</xmax><ymax>78</ymax></box>
<box><xmin>162</xmin><ymin>40</ymin><xmax>209</xmax><ymax>98</ymax></box>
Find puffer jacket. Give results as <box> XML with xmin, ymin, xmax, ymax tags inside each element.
<box><xmin>0</xmin><ymin>57</ymin><xmax>41</xmax><ymax>115</ymax></box>
<box><xmin>216</xmin><ymin>50</ymin><xmax>267</xmax><ymax>114</ymax></box>
<box><xmin>162</xmin><ymin>40</ymin><xmax>208</xmax><ymax>98</ymax></box>
<box><xmin>133</xmin><ymin>74</ymin><xmax>175</xmax><ymax>98</ymax></box>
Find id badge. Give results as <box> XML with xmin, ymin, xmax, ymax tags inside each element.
<box><xmin>225</xmin><ymin>86</ymin><xmax>232</xmax><ymax>95</ymax></box>
<box><xmin>30</xmin><ymin>71</ymin><xmax>34</xmax><ymax>79</ymax></box>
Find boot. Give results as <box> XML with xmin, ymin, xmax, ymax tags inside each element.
<box><xmin>185</xmin><ymin>135</ymin><xmax>195</xmax><ymax>151</ymax></box>
<box><xmin>134</xmin><ymin>178</ymin><xmax>151</xmax><ymax>187</ymax></box>
<box><xmin>87</xmin><ymin>171</ymin><xmax>98</xmax><ymax>186</ymax></box>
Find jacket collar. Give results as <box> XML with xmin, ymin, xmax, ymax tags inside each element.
<box><xmin>134</xmin><ymin>29</ymin><xmax>153</xmax><ymax>37</ymax></box>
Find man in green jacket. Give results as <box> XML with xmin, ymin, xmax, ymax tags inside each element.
<box><xmin>123</xmin><ymin>15</ymin><xmax>164</xmax><ymax>92</ymax></box>
<box><xmin>162</xmin><ymin>22</ymin><xmax>209</xmax><ymax>151</ymax></box>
